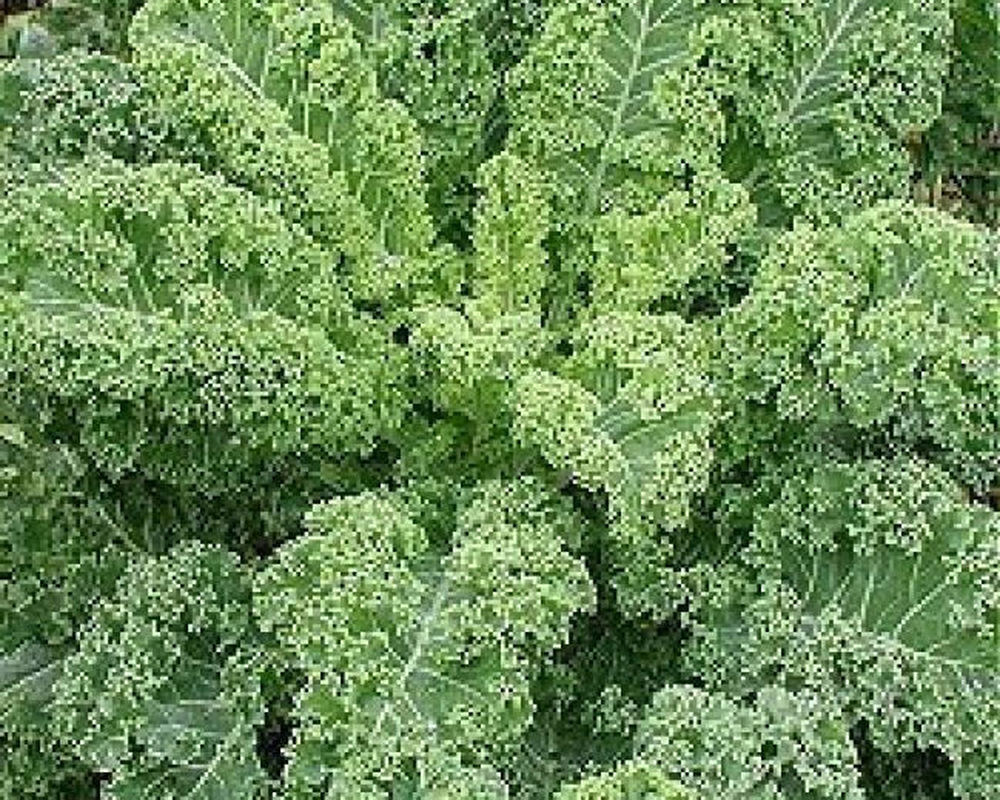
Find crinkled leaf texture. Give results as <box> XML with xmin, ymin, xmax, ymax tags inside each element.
<box><xmin>411</xmin><ymin>305</ymin><xmax>550</xmax><ymax>421</ymax></box>
<box><xmin>0</xmin><ymin>407</ymin><xmax>136</xmax><ymax>797</ymax></box>
<box><xmin>502</xmin><ymin>0</ymin><xmax>754</xmax><ymax>328</ymax></box>
<box><xmin>129</xmin><ymin>0</ymin><xmax>437</xmax><ymax>303</ymax></box>
<box><xmin>553</xmin><ymin>758</ymin><xmax>692</xmax><ymax>799</ymax></box>
<box><xmin>0</xmin><ymin>159</ymin><xmax>393</xmax><ymax>493</ymax></box>
<box><xmin>0</xmin><ymin>0</ymin><xmax>995</xmax><ymax>798</ymax></box>
<box><xmin>512</xmin><ymin>312</ymin><xmax>717</xmax><ymax>618</ymax></box>
<box><xmin>52</xmin><ymin>540</ymin><xmax>267</xmax><ymax>800</ymax></box>
<box><xmin>469</xmin><ymin>151</ymin><xmax>551</xmax><ymax>318</ymax></box>
<box><xmin>687</xmin><ymin>455</ymin><xmax>1000</xmax><ymax>799</ymax></box>
<box><xmin>706</xmin><ymin>0</ymin><xmax>952</xmax><ymax>225</ymax></box>
<box><xmin>637</xmin><ymin>684</ymin><xmax>864</xmax><ymax>800</ymax></box>
<box><xmin>253</xmin><ymin>479</ymin><xmax>595</xmax><ymax>796</ymax></box>
<box><xmin>0</xmin><ymin>51</ymin><xmax>145</xmax><ymax>170</ymax></box>
<box><xmin>717</xmin><ymin>200</ymin><xmax>1000</xmax><ymax>493</ymax></box>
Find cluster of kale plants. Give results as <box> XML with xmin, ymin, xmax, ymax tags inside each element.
<box><xmin>1</xmin><ymin>1</ymin><xmax>998</xmax><ymax>798</ymax></box>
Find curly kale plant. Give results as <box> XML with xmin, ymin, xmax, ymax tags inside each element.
<box><xmin>1</xmin><ymin>1</ymin><xmax>998</xmax><ymax>799</ymax></box>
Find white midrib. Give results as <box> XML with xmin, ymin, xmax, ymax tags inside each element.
<box><xmin>168</xmin><ymin>22</ymin><xmax>267</xmax><ymax>104</ymax></box>
<box><xmin>891</xmin><ymin>563</ymin><xmax>960</xmax><ymax>640</ymax></box>
<box><xmin>0</xmin><ymin>659</ymin><xmax>59</xmax><ymax>702</ymax></box>
<box><xmin>781</xmin><ymin>0</ymin><xmax>864</xmax><ymax>126</ymax></box>
<box><xmin>816</xmin><ymin>547</ymin><xmax>970</xmax><ymax>660</ymax></box>
<box><xmin>371</xmin><ymin>580</ymin><xmax>450</xmax><ymax>738</ymax></box>
<box><xmin>185</xmin><ymin>724</ymin><xmax>245</xmax><ymax>797</ymax></box>
<box><xmin>814</xmin><ymin>542</ymin><xmax>957</xmax><ymax>641</ymax></box>
<box><xmin>586</xmin><ymin>0</ymin><xmax>655</xmax><ymax>215</ymax></box>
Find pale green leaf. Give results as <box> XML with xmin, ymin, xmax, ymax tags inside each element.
<box><xmin>131</xmin><ymin>0</ymin><xmax>434</xmax><ymax>284</ymax></box>
<box><xmin>0</xmin><ymin>160</ymin><xmax>388</xmax><ymax>491</ymax></box>
<box><xmin>508</xmin><ymin>0</ymin><xmax>717</xmax><ymax>213</ymax></box>
<box><xmin>689</xmin><ymin>456</ymin><xmax>1000</xmax><ymax>794</ymax></box>
<box><xmin>513</xmin><ymin>312</ymin><xmax>717</xmax><ymax>618</ymax></box>
<box><xmin>637</xmin><ymin>684</ymin><xmax>864</xmax><ymax>800</ymax></box>
<box><xmin>553</xmin><ymin>758</ymin><xmax>693</xmax><ymax>799</ymax></box>
<box><xmin>52</xmin><ymin>541</ymin><xmax>267</xmax><ymax>799</ymax></box>
<box><xmin>254</xmin><ymin>486</ymin><xmax>595</xmax><ymax>794</ymax></box>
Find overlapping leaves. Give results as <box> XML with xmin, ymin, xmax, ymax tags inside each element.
<box><xmin>0</xmin><ymin>159</ymin><xmax>391</xmax><ymax>491</ymax></box>
<box><xmin>513</xmin><ymin>311</ymin><xmax>717</xmax><ymax>618</ymax></box>
<box><xmin>253</xmin><ymin>480</ymin><xmax>595</xmax><ymax>796</ymax></box>
<box><xmin>687</xmin><ymin>455</ymin><xmax>1000</xmax><ymax>798</ymax></box>
<box><xmin>52</xmin><ymin>541</ymin><xmax>267</xmax><ymax>800</ymax></box>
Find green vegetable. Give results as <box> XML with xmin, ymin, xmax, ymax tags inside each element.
<box><xmin>1</xmin><ymin>0</ymin><xmax>998</xmax><ymax>798</ymax></box>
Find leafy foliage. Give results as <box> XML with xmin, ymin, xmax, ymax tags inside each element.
<box><xmin>687</xmin><ymin>455</ymin><xmax>1000</xmax><ymax>799</ymax></box>
<box><xmin>53</xmin><ymin>540</ymin><xmax>268</xmax><ymax>800</ymax></box>
<box><xmin>1</xmin><ymin>0</ymin><xmax>999</xmax><ymax>799</ymax></box>
<box><xmin>254</xmin><ymin>481</ymin><xmax>594</xmax><ymax>796</ymax></box>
